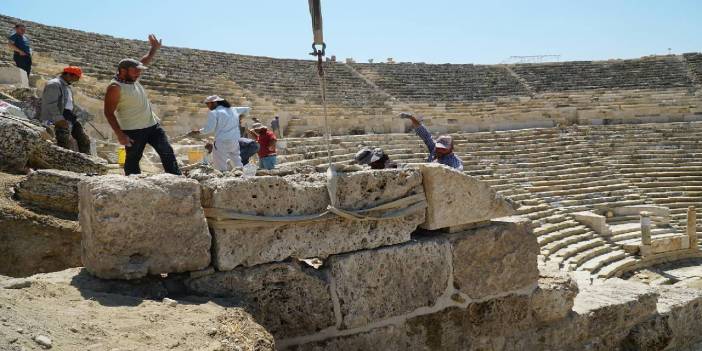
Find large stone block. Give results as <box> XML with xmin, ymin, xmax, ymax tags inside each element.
<box><xmin>31</xmin><ymin>142</ymin><xmax>108</xmax><ymax>175</ymax></box>
<box><xmin>329</xmin><ymin>239</ymin><xmax>451</xmax><ymax>329</ymax></box>
<box><xmin>0</xmin><ymin>112</ymin><xmax>107</xmax><ymax>175</ymax></box>
<box><xmin>622</xmin><ymin>286</ymin><xmax>702</xmax><ymax>351</ymax></box>
<box><xmin>185</xmin><ymin>261</ymin><xmax>336</xmax><ymax>339</ymax></box>
<box><xmin>449</xmin><ymin>217</ymin><xmax>539</xmax><ymax>299</ymax></box>
<box><xmin>0</xmin><ymin>113</ymin><xmax>44</xmax><ymax>173</ymax></box>
<box><xmin>573</xmin><ymin>279</ymin><xmax>658</xmax><ymax>340</ymax></box>
<box><xmin>203</xmin><ymin>170</ymin><xmax>425</xmax><ymax>270</ymax></box>
<box><xmin>411</xmin><ymin>163</ymin><xmax>514</xmax><ymax>230</ymax></box>
<box><xmin>0</xmin><ymin>66</ymin><xmax>28</xmax><ymax>87</ymax></box>
<box><xmin>79</xmin><ymin>174</ymin><xmax>211</xmax><ymax>279</ymax></box>
<box><xmin>16</xmin><ymin>169</ymin><xmax>88</xmax><ymax>215</ymax></box>
<box><xmin>530</xmin><ymin>264</ymin><xmax>578</xmax><ymax>323</ymax></box>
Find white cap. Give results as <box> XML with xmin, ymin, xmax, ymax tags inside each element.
<box><xmin>203</xmin><ymin>95</ymin><xmax>225</xmax><ymax>103</ymax></box>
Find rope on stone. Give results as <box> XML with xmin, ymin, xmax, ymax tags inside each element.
<box><xmin>204</xmin><ymin>192</ymin><xmax>427</xmax><ymax>224</ymax></box>
<box><xmin>308</xmin><ymin>0</ymin><xmax>333</xmax><ymax>173</ymax></box>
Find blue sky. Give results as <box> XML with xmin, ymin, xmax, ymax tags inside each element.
<box><xmin>2</xmin><ymin>0</ymin><xmax>700</xmax><ymax>64</ymax></box>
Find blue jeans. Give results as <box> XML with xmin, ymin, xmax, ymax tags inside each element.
<box><xmin>259</xmin><ymin>155</ymin><xmax>277</xmax><ymax>170</ymax></box>
<box><xmin>122</xmin><ymin>124</ymin><xmax>181</xmax><ymax>175</ymax></box>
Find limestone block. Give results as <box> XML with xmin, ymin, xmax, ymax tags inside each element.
<box><xmin>642</xmin><ymin>286</ymin><xmax>702</xmax><ymax>350</ymax></box>
<box><xmin>285</xmin><ymin>325</ymin><xmax>412</xmax><ymax>351</ymax></box>
<box><xmin>328</xmin><ymin>239</ymin><xmax>451</xmax><ymax>329</ymax></box>
<box><xmin>16</xmin><ymin>169</ymin><xmax>88</xmax><ymax>215</ymax></box>
<box><xmin>79</xmin><ymin>174</ymin><xmax>211</xmax><ymax>279</ymax></box>
<box><xmin>450</xmin><ymin>217</ymin><xmax>539</xmax><ymax>299</ymax></box>
<box><xmin>31</xmin><ymin>140</ymin><xmax>108</xmax><ymax>175</ymax></box>
<box><xmin>573</xmin><ymin>211</ymin><xmax>611</xmax><ymax>236</ymax></box>
<box><xmin>0</xmin><ymin>113</ymin><xmax>44</xmax><ymax>173</ymax></box>
<box><xmin>200</xmin><ymin>174</ymin><xmax>329</xmax><ymax>216</ymax></box>
<box><xmin>203</xmin><ymin>170</ymin><xmax>425</xmax><ymax>270</ymax></box>
<box><xmin>0</xmin><ymin>66</ymin><xmax>29</xmax><ymax>87</ymax></box>
<box><xmin>573</xmin><ymin>279</ymin><xmax>658</xmax><ymax>339</ymax></box>
<box><xmin>411</xmin><ymin>163</ymin><xmax>514</xmax><ymax>230</ymax></box>
<box><xmin>530</xmin><ymin>264</ymin><xmax>578</xmax><ymax>323</ymax></box>
<box><xmin>185</xmin><ymin>261</ymin><xmax>335</xmax><ymax>338</ymax></box>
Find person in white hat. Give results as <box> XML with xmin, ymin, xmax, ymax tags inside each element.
<box><xmin>191</xmin><ymin>95</ymin><xmax>250</xmax><ymax>171</ymax></box>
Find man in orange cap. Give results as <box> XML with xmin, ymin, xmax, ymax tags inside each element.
<box><xmin>39</xmin><ymin>66</ymin><xmax>91</xmax><ymax>154</ymax></box>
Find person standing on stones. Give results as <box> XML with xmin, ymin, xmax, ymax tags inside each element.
<box><xmin>103</xmin><ymin>34</ymin><xmax>181</xmax><ymax>176</ymax></box>
<box><xmin>247</xmin><ymin>123</ymin><xmax>277</xmax><ymax>170</ymax></box>
<box><xmin>40</xmin><ymin>66</ymin><xmax>91</xmax><ymax>154</ymax></box>
<box><xmin>401</xmin><ymin>112</ymin><xmax>463</xmax><ymax>171</ymax></box>
<box><xmin>7</xmin><ymin>23</ymin><xmax>32</xmax><ymax>76</ymax></box>
<box><xmin>354</xmin><ymin>147</ymin><xmax>397</xmax><ymax>169</ymax></box>
<box><xmin>271</xmin><ymin>115</ymin><xmax>281</xmax><ymax>136</ymax></box>
<box><xmin>191</xmin><ymin>95</ymin><xmax>250</xmax><ymax>171</ymax></box>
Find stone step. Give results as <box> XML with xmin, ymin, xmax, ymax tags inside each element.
<box><xmin>578</xmin><ymin>250</ymin><xmax>629</xmax><ymax>272</ymax></box>
<box><xmin>563</xmin><ymin>242</ymin><xmax>614</xmax><ymax>268</ymax></box>
<box><xmin>595</xmin><ymin>257</ymin><xmax>638</xmax><ymax>278</ymax></box>
<box><xmin>538</xmin><ymin>225</ymin><xmax>589</xmax><ymax>246</ymax></box>
<box><xmin>541</xmin><ymin>231</ymin><xmax>593</xmax><ymax>256</ymax></box>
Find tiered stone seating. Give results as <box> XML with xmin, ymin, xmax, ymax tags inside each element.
<box><xmin>580</xmin><ymin>123</ymin><xmax>702</xmax><ymax>243</ymax></box>
<box><xmin>351</xmin><ymin>63</ymin><xmax>529</xmax><ymax>103</ymax></box>
<box><xmin>683</xmin><ymin>53</ymin><xmax>702</xmax><ymax>85</ymax></box>
<box><xmin>511</xmin><ymin>56</ymin><xmax>693</xmax><ymax>92</ymax></box>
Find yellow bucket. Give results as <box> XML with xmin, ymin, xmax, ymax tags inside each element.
<box><xmin>188</xmin><ymin>149</ymin><xmax>204</xmax><ymax>164</ymax></box>
<box><xmin>117</xmin><ymin>147</ymin><xmax>126</xmax><ymax>166</ymax></box>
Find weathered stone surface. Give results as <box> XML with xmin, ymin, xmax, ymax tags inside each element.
<box><xmin>31</xmin><ymin>142</ymin><xmax>108</xmax><ymax>175</ymax></box>
<box><xmin>450</xmin><ymin>217</ymin><xmax>539</xmax><ymax>299</ymax></box>
<box><xmin>0</xmin><ymin>113</ymin><xmax>44</xmax><ymax>173</ymax></box>
<box><xmin>573</xmin><ymin>279</ymin><xmax>658</xmax><ymax>340</ymax></box>
<box><xmin>412</xmin><ymin>163</ymin><xmax>514</xmax><ymax>230</ymax></box>
<box><xmin>185</xmin><ymin>261</ymin><xmax>335</xmax><ymax>338</ymax></box>
<box><xmin>16</xmin><ymin>169</ymin><xmax>88</xmax><ymax>215</ymax></box>
<box><xmin>329</xmin><ymin>239</ymin><xmax>451</xmax><ymax>329</ymax></box>
<box><xmin>0</xmin><ymin>66</ymin><xmax>28</xmax><ymax>87</ymax></box>
<box><xmin>79</xmin><ymin>174</ymin><xmax>211</xmax><ymax>279</ymax></box>
<box><xmin>0</xmin><ymin>112</ymin><xmax>107</xmax><ymax>174</ymax></box>
<box><xmin>622</xmin><ymin>286</ymin><xmax>702</xmax><ymax>351</ymax></box>
<box><xmin>201</xmin><ymin>174</ymin><xmax>329</xmax><ymax>215</ymax></box>
<box><xmin>286</xmin><ymin>324</ymin><xmax>416</xmax><ymax>351</ymax></box>
<box><xmin>530</xmin><ymin>264</ymin><xmax>578</xmax><ymax>323</ymax></box>
<box><xmin>205</xmin><ymin>170</ymin><xmax>425</xmax><ymax>270</ymax></box>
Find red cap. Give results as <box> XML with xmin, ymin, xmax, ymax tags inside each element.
<box><xmin>63</xmin><ymin>66</ymin><xmax>82</xmax><ymax>78</ymax></box>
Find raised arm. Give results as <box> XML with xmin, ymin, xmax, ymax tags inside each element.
<box><xmin>104</xmin><ymin>83</ymin><xmax>133</xmax><ymax>146</ymax></box>
<box><xmin>140</xmin><ymin>34</ymin><xmax>162</xmax><ymax>66</ymax></box>
<box><xmin>402</xmin><ymin>113</ymin><xmax>435</xmax><ymax>153</ymax></box>
<box><xmin>7</xmin><ymin>41</ymin><xmax>27</xmax><ymax>56</ymax></box>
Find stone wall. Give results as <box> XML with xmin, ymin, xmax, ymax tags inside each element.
<box><xmin>71</xmin><ymin>168</ymin><xmax>702</xmax><ymax>350</ymax></box>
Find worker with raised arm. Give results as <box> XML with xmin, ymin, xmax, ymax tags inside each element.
<box><xmin>103</xmin><ymin>34</ymin><xmax>181</xmax><ymax>175</ymax></box>
<box><xmin>401</xmin><ymin>112</ymin><xmax>463</xmax><ymax>171</ymax></box>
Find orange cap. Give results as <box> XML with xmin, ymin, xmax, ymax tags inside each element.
<box><xmin>63</xmin><ymin>66</ymin><xmax>82</xmax><ymax>78</ymax></box>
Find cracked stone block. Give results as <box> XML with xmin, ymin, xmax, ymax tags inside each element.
<box><xmin>79</xmin><ymin>174</ymin><xmax>211</xmax><ymax>279</ymax></box>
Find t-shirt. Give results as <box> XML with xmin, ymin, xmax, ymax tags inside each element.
<box><xmin>256</xmin><ymin>129</ymin><xmax>277</xmax><ymax>158</ymax></box>
<box><xmin>8</xmin><ymin>33</ymin><xmax>31</xmax><ymax>55</ymax></box>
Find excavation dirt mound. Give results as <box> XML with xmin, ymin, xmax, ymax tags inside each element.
<box><xmin>0</xmin><ymin>268</ymin><xmax>275</xmax><ymax>351</ymax></box>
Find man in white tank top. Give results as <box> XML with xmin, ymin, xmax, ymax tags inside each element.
<box><xmin>103</xmin><ymin>34</ymin><xmax>181</xmax><ymax>176</ymax></box>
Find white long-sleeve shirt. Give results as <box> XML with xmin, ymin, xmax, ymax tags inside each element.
<box><xmin>201</xmin><ymin>106</ymin><xmax>250</xmax><ymax>141</ymax></box>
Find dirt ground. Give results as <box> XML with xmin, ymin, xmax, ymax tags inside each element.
<box><xmin>0</xmin><ymin>268</ymin><xmax>275</xmax><ymax>351</ymax></box>
<box><xmin>0</xmin><ymin>172</ymin><xmax>82</xmax><ymax>277</ymax></box>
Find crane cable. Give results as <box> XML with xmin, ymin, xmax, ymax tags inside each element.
<box><xmin>308</xmin><ymin>0</ymin><xmax>333</xmax><ymax>179</ymax></box>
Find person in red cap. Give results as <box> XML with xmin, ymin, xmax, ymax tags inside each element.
<box><xmin>39</xmin><ymin>66</ymin><xmax>91</xmax><ymax>154</ymax></box>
